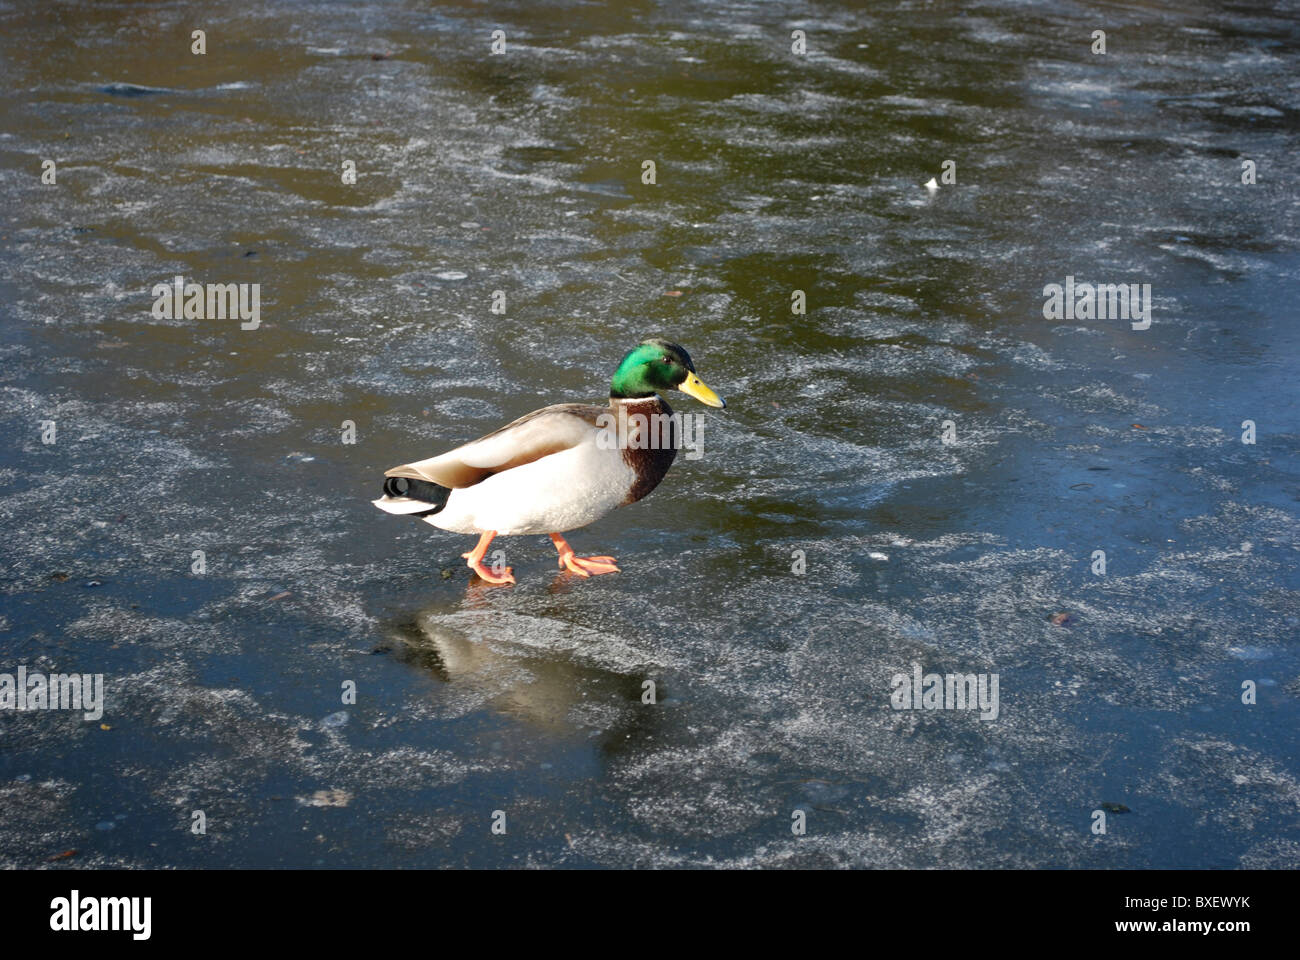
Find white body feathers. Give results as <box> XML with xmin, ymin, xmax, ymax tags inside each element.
<box><xmin>416</xmin><ymin>433</ymin><xmax>634</xmax><ymax>535</ymax></box>
<box><xmin>372</xmin><ymin>398</ymin><xmax>668</xmax><ymax>536</ymax></box>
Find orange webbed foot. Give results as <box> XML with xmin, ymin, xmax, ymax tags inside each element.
<box><xmin>464</xmin><ymin>559</ymin><xmax>516</xmax><ymax>585</ymax></box>
<box><xmin>461</xmin><ymin>531</ymin><xmax>515</xmax><ymax>586</ymax></box>
<box><xmin>549</xmin><ymin>533</ymin><xmax>619</xmax><ymax>578</ymax></box>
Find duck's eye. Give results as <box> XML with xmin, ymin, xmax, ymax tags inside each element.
<box><xmin>661</xmin><ymin>355</ymin><xmax>672</xmax><ymax>364</ymax></box>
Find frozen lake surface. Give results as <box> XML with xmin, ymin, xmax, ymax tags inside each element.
<box><xmin>1</xmin><ymin>0</ymin><xmax>1297</xmax><ymax>867</ymax></box>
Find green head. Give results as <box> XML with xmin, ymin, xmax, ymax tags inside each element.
<box><xmin>609</xmin><ymin>338</ymin><xmax>726</xmax><ymax>407</ymax></box>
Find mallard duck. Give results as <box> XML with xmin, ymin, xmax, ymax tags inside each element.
<box><xmin>373</xmin><ymin>338</ymin><xmax>726</xmax><ymax>585</ymax></box>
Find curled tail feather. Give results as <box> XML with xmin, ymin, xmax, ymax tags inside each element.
<box><xmin>373</xmin><ymin>475</ymin><xmax>452</xmax><ymax>517</ymax></box>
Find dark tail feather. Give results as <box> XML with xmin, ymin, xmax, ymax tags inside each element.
<box><xmin>382</xmin><ymin>476</ymin><xmax>451</xmax><ymax>516</ymax></box>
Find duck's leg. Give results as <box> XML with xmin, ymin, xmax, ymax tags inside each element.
<box><xmin>460</xmin><ymin>531</ymin><xmax>515</xmax><ymax>585</ymax></box>
<box><xmin>549</xmin><ymin>533</ymin><xmax>620</xmax><ymax>577</ymax></box>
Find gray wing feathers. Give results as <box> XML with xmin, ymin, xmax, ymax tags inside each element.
<box><xmin>383</xmin><ymin>403</ymin><xmax>605</xmax><ymax>489</ymax></box>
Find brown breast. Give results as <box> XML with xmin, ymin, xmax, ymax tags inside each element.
<box><xmin>615</xmin><ymin>395</ymin><xmax>679</xmax><ymax>504</ymax></box>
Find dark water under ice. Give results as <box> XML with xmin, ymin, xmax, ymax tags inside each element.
<box><xmin>1</xmin><ymin>0</ymin><xmax>1298</xmax><ymax>868</ymax></box>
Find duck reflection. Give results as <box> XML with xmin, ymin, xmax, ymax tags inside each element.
<box><xmin>385</xmin><ymin>595</ymin><xmax>667</xmax><ymax>747</ymax></box>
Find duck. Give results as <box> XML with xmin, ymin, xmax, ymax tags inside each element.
<box><xmin>372</xmin><ymin>338</ymin><xmax>726</xmax><ymax>585</ymax></box>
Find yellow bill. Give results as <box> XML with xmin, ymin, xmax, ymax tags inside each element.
<box><xmin>678</xmin><ymin>372</ymin><xmax>726</xmax><ymax>408</ymax></box>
